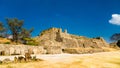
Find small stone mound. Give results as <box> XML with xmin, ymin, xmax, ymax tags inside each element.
<box><xmin>13</xmin><ymin>53</ymin><xmax>43</xmax><ymax>63</ymax></box>
<box><xmin>2</xmin><ymin>58</ymin><xmax>12</xmax><ymax>64</ymax></box>
<box><xmin>25</xmin><ymin>53</ymin><xmax>32</xmax><ymax>62</ymax></box>
<box><xmin>32</xmin><ymin>56</ymin><xmax>43</xmax><ymax>61</ymax></box>
<box><xmin>18</xmin><ymin>56</ymin><xmax>25</xmax><ymax>62</ymax></box>
<box><xmin>14</xmin><ymin>56</ymin><xmax>18</xmax><ymax>63</ymax></box>
<box><xmin>0</xmin><ymin>60</ymin><xmax>2</xmax><ymax>64</ymax></box>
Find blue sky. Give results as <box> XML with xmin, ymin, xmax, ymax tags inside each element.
<box><xmin>0</xmin><ymin>0</ymin><xmax>120</xmax><ymax>42</ymax></box>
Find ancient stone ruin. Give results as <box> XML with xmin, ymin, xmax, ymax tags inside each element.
<box><xmin>0</xmin><ymin>27</ymin><xmax>110</xmax><ymax>55</ymax></box>
<box><xmin>35</xmin><ymin>27</ymin><xmax>110</xmax><ymax>54</ymax></box>
<box><xmin>0</xmin><ymin>53</ymin><xmax>42</xmax><ymax>64</ymax></box>
<box><xmin>0</xmin><ymin>44</ymin><xmax>46</xmax><ymax>55</ymax></box>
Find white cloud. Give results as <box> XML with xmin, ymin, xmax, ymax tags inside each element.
<box><xmin>109</xmin><ymin>14</ymin><xmax>120</xmax><ymax>25</ymax></box>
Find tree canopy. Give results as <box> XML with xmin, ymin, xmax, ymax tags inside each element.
<box><xmin>110</xmin><ymin>33</ymin><xmax>120</xmax><ymax>47</ymax></box>
<box><xmin>0</xmin><ymin>18</ymin><xmax>37</xmax><ymax>45</ymax></box>
<box><xmin>110</xmin><ymin>33</ymin><xmax>120</xmax><ymax>41</ymax></box>
<box><xmin>6</xmin><ymin>18</ymin><xmax>24</xmax><ymax>43</ymax></box>
<box><xmin>0</xmin><ymin>22</ymin><xmax>6</xmax><ymax>37</ymax></box>
<box><xmin>6</xmin><ymin>18</ymin><xmax>34</xmax><ymax>44</ymax></box>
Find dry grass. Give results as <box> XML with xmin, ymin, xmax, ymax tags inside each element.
<box><xmin>0</xmin><ymin>38</ymin><xmax>11</xmax><ymax>44</ymax></box>
<box><xmin>1</xmin><ymin>51</ymin><xmax>120</xmax><ymax>68</ymax></box>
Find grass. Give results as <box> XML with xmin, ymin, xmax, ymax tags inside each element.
<box><xmin>0</xmin><ymin>38</ymin><xmax>11</xmax><ymax>44</ymax></box>
<box><xmin>107</xmin><ymin>58</ymin><xmax>120</xmax><ymax>65</ymax></box>
<box><xmin>6</xmin><ymin>65</ymin><xmax>14</xmax><ymax>68</ymax></box>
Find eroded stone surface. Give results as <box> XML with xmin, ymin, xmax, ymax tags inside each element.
<box><xmin>35</xmin><ymin>28</ymin><xmax>109</xmax><ymax>54</ymax></box>
<box><xmin>0</xmin><ymin>28</ymin><xmax>110</xmax><ymax>55</ymax></box>
<box><xmin>0</xmin><ymin>44</ymin><xmax>46</xmax><ymax>55</ymax></box>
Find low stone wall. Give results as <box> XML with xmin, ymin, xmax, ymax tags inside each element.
<box><xmin>45</xmin><ymin>46</ymin><xmax>62</xmax><ymax>54</ymax></box>
<box><xmin>0</xmin><ymin>44</ymin><xmax>46</xmax><ymax>55</ymax></box>
<box><xmin>63</xmin><ymin>48</ymin><xmax>110</xmax><ymax>54</ymax></box>
<box><xmin>0</xmin><ymin>44</ymin><xmax>111</xmax><ymax>55</ymax></box>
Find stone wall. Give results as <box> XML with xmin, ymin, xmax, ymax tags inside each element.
<box><xmin>45</xmin><ymin>46</ymin><xmax>62</xmax><ymax>54</ymax></box>
<box><xmin>35</xmin><ymin>28</ymin><xmax>110</xmax><ymax>54</ymax></box>
<box><xmin>0</xmin><ymin>44</ymin><xmax>46</xmax><ymax>55</ymax></box>
<box><xmin>0</xmin><ymin>28</ymin><xmax>111</xmax><ymax>55</ymax></box>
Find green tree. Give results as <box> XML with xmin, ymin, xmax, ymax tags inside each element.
<box><xmin>6</xmin><ymin>18</ymin><xmax>24</xmax><ymax>43</ymax></box>
<box><xmin>20</xmin><ymin>28</ymin><xmax>34</xmax><ymax>39</ymax></box>
<box><xmin>111</xmin><ymin>33</ymin><xmax>120</xmax><ymax>47</ymax></box>
<box><xmin>0</xmin><ymin>22</ymin><xmax>6</xmax><ymax>37</ymax></box>
<box><xmin>19</xmin><ymin>28</ymin><xmax>34</xmax><ymax>44</ymax></box>
<box><xmin>110</xmin><ymin>33</ymin><xmax>120</xmax><ymax>41</ymax></box>
<box><xmin>19</xmin><ymin>28</ymin><xmax>38</xmax><ymax>45</ymax></box>
<box><xmin>6</xmin><ymin>18</ymin><xmax>34</xmax><ymax>44</ymax></box>
<box><xmin>117</xmin><ymin>40</ymin><xmax>120</xmax><ymax>47</ymax></box>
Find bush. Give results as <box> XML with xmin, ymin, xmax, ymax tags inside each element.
<box><xmin>117</xmin><ymin>40</ymin><xmax>120</xmax><ymax>47</ymax></box>
<box><xmin>4</xmin><ymin>42</ymin><xmax>10</xmax><ymax>44</ymax></box>
<box><xmin>23</xmin><ymin>38</ymin><xmax>39</xmax><ymax>46</ymax></box>
<box><xmin>26</xmin><ymin>40</ymin><xmax>39</xmax><ymax>46</ymax></box>
<box><xmin>0</xmin><ymin>60</ymin><xmax>2</xmax><ymax>64</ymax></box>
<box><xmin>26</xmin><ymin>42</ymin><xmax>37</xmax><ymax>45</ymax></box>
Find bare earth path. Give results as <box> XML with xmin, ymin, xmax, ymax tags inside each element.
<box><xmin>1</xmin><ymin>51</ymin><xmax>120</xmax><ymax>68</ymax></box>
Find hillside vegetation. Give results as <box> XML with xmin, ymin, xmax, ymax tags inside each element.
<box><xmin>0</xmin><ymin>38</ymin><xmax>11</xmax><ymax>44</ymax></box>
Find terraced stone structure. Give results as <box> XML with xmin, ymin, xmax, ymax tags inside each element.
<box><xmin>35</xmin><ymin>27</ymin><xmax>109</xmax><ymax>54</ymax></box>
<box><xmin>0</xmin><ymin>27</ymin><xmax>110</xmax><ymax>55</ymax></box>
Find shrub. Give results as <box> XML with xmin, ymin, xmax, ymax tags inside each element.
<box><xmin>17</xmin><ymin>56</ymin><xmax>25</xmax><ymax>62</ymax></box>
<box><xmin>25</xmin><ymin>53</ymin><xmax>32</xmax><ymax>62</ymax></box>
<box><xmin>4</xmin><ymin>42</ymin><xmax>10</xmax><ymax>44</ymax></box>
<box><xmin>117</xmin><ymin>40</ymin><xmax>120</xmax><ymax>47</ymax></box>
<box><xmin>26</xmin><ymin>42</ymin><xmax>36</xmax><ymax>45</ymax></box>
<box><xmin>23</xmin><ymin>38</ymin><xmax>39</xmax><ymax>46</ymax></box>
<box><xmin>0</xmin><ymin>60</ymin><xmax>2</xmax><ymax>64</ymax></box>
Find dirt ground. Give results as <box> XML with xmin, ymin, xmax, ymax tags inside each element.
<box><xmin>0</xmin><ymin>51</ymin><xmax>120</xmax><ymax>68</ymax></box>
